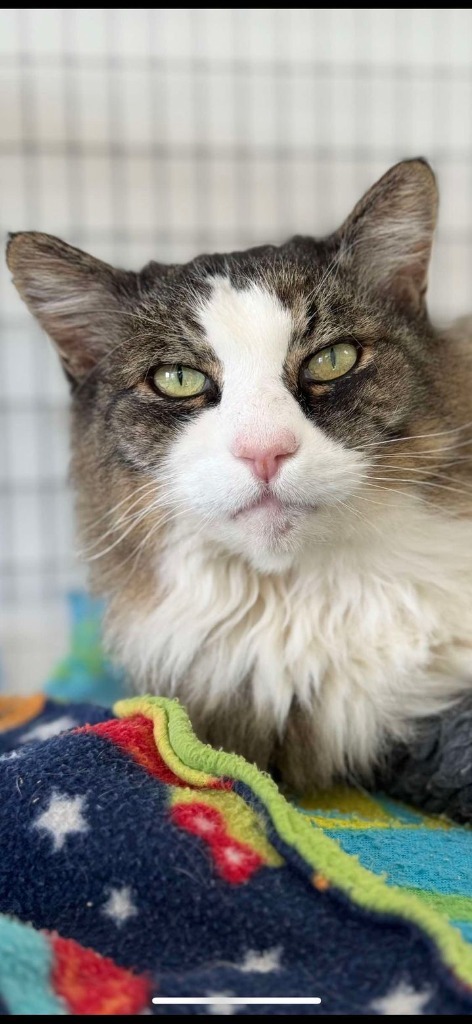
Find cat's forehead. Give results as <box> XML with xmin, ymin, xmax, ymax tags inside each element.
<box><xmin>196</xmin><ymin>275</ymin><xmax>296</xmax><ymax>370</ymax></box>
<box><xmin>159</xmin><ymin>239</ymin><xmax>336</xmax><ymax>365</ymax></box>
<box><xmin>177</xmin><ymin>236</ymin><xmax>331</xmax><ymax>316</ymax></box>
<box><xmin>134</xmin><ymin>237</ymin><xmax>399</xmax><ymax>374</ymax></box>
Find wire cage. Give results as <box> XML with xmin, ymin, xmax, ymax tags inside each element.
<box><xmin>1</xmin><ymin>8</ymin><xmax>472</xmax><ymax>689</ymax></box>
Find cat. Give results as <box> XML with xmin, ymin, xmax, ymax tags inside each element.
<box><xmin>7</xmin><ymin>158</ymin><xmax>472</xmax><ymax>794</ymax></box>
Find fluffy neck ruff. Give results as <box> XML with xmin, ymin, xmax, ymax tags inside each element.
<box><xmin>105</xmin><ymin>492</ymin><xmax>472</xmax><ymax>784</ymax></box>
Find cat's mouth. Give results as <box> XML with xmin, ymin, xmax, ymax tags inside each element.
<box><xmin>231</xmin><ymin>494</ymin><xmax>315</xmax><ymax>527</ymax></box>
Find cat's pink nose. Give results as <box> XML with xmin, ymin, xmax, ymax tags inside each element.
<box><xmin>232</xmin><ymin>432</ymin><xmax>299</xmax><ymax>483</ymax></box>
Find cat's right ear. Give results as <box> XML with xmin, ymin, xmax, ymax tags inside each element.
<box><xmin>6</xmin><ymin>232</ymin><xmax>137</xmax><ymax>384</ymax></box>
<box><xmin>337</xmin><ymin>159</ymin><xmax>438</xmax><ymax>314</ymax></box>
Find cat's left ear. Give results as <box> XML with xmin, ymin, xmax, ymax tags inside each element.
<box><xmin>6</xmin><ymin>231</ymin><xmax>139</xmax><ymax>384</ymax></box>
<box><xmin>338</xmin><ymin>158</ymin><xmax>438</xmax><ymax>313</ymax></box>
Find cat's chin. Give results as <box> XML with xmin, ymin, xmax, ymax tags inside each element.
<box><xmin>210</xmin><ymin>506</ymin><xmax>314</xmax><ymax>574</ymax></box>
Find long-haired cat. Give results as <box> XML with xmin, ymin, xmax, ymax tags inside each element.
<box><xmin>7</xmin><ymin>158</ymin><xmax>472</xmax><ymax>793</ymax></box>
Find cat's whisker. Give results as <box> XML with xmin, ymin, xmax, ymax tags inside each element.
<box><xmin>370</xmin><ymin>453</ymin><xmax>472</xmax><ymax>463</ymax></box>
<box><xmin>80</xmin><ymin>492</ymin><xmax>163</xmax><ymax>552</ymax></box>
<box><xmin>357</xmin><ymin>420</ymin><xmax>472</xmax><ymax>450</ymax></box>
<box><xmin>356</xmin><ymin>482</ymin><xmax>465</xmax><ymax>521</ymax></box>
<box><xmin>357</xmin><ymin>468</ymin><xmax>467</xmax><ymax>492</ymax></box>
<box><xmin>80</xmin><ymin>479</ymin><xmax>190</xmax><ymax>552</ymax></box>
<box><xmin>102</xmin><ymin>517</ymin><xmax>182</xmax><ymax>589</ymax></box>
<box><xmin>78</xmin><ymin>504</ymin><xmax>164</xmax><ymax>561</ymax></box>
<box><xmin>120</xmin><ymin>504</ymin><xmax>200</xmax><ymax>585</ymax></box>
<box><xmin>81</xmin><ymin>500</ymin><xmax>194</xmax><ymax>568</ymax></box>
<box><xmin>80</xmin><ymin>483</ymin><xmax>203</xmax><ymax>565</ymax></box>
<box><xmin>366</xmin><ymin>475</ymin><xmax>472</xmax><ymax>500</ymax></box>
<box><xmin>367</xmin><ymin>452</ymin><xmax>472</xmax><ymax>463</ymax></box>
<box><xmin>80</xmin><ymin>481</ymin><xmax>161</xmax><ymax>540</ymax></box>
<box><xmin>358</xmin><ymin>437</ymin><xmax>472</xmax><ymax>462</ymax></box>
<box><xmin>334</xmin><ymin>495</ymin><xmax>385</xmax><ymax>541</ymax></box>
<box><xmin>370</xmin><ymin>465</ymin><xmax>472</xmax><ymax>492</ymax></box>
<box><xmin>113</xmin><ymin>484</ymin><xmax>191</xmax><ymax>520</ymax></box>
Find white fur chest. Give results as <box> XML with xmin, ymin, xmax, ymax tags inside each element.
<box><xmin>112</xmin><ymin>499</ymin><xmax>472</xmax><ymax>777</ymax></box>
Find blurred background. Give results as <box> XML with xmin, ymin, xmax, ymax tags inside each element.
<box><xmin>1</xmin><ymin>8</ymin><xmax>472</xmax><ymax>692</ymax></box>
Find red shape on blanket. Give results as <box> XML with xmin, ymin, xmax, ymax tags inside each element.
<box><xmin>76</xmin><ymin>714</ymin><xmax>232</xmax><ymax>790</ymax></box>
<box><xmin>78</xmin><ymin>714</ymin><xmax>185</xmax><ymax>785</ymax></box>
<box><xmin>51</xmin><ymin>934</ymin><xmax>150</xmax><ymax>1014</ymax></box>
<box><xmin>171</xmin><ymin>801</ymin><xmax>264</xmax><ymax>883</ymax></box>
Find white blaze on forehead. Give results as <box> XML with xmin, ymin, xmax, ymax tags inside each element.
<box><xmin>198</xmin><ymin>277</ymin><xmax>294</xmax><ymax>396</ymax></box>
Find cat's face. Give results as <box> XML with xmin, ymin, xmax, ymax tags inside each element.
<box><xmin>136</xmin><ymin>265</ymin><xmax>422</xmax><ymax>573</ymax></box>
<box><xmin>161</xmin><ymin>272</ymin><xmax>367</xmax><ymax>573</ymax></box>
<box><xmin>7</xmin><ymin>159</ymin><xmax>441</xmax><ymax>576</ymax></box>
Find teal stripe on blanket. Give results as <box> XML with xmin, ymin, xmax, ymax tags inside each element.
<box><xmin>326</xmin><ymin>827</ymin><xmax>472</xmax><ymax>896</ymax></box>
<box><xmin>0</xmin><ymin>916</ymin><xmax>66</xmax><ymax>1015</ymax></box>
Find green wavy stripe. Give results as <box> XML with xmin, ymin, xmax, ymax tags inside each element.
<box><xmin>115</xmin><ymin>694</ymin><xmax>472</xmax><ymax>989</ymax></box>
<box><xmin>404</xmin><ymin>889</ymin><xmax>472</xmax><ymax>922</ymax></box>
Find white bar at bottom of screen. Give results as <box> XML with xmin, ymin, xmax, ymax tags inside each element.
<box><xmin>151</xmin><ymin>997</ymin><xmax>322</xmax><ymax>1005</ymax></box>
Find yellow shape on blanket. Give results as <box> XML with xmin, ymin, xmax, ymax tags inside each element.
<box><xmin>298</xmin><ymin>784</ymin><xmax>452</xmax><ymax>832</ymax></box>
<box><xmin>171</xmin><ymin>788</ymin><xmax>283</xmax><ymax>867</ymax></box>
<box><xmin>299</xmin><ymin>785</ymin><xmax>392</xmax><ymax>825</ymax></box>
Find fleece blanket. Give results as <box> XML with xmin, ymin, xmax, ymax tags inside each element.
<box><xmin>1</xmin><ymin>593</ymin><xmax>472</xmax><ymax>1015</ymax></box>
<box><xmin>1</xmin><ymin>693</ymin><xmax>472</xmax><ymax>1015</ymax></box>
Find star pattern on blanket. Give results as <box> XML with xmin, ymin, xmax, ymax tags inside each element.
<box><xmin>102</xmin><ymin>886</ymin><xmax>138</xmax><ymax>926</ymax></box>
<box><xmin>32</xmin><ymin>790</ymin><xmax>88</xmax><ymax>851</ymax></box>
<box><xmin>239</xmin><ymin>947</ymin><xmax>282</xmax><ymax>973</ymax></box>
<box><xmin>370</xmin><ymin>981</ymin><xmax>431</xmax><ymax>1015</ymax></box>
<box><xmin>207</xmin><ymin>992</ymin><xmax>241</xmax><ymax>1015</ymax></box>
<box><xmin>19</xmin><ymin>715</ymin><xmax>77</xmax><ymax>744</ymax></box>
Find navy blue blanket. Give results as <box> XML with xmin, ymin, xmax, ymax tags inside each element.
<box><xmin>1</xmin><ymin>693</ymin><xmax>472</xmax><ymax>1015</ymax></box>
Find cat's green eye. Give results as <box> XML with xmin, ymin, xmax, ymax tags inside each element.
<box><xmin>305</xmin><ymin>342</ymin><xmax>358</xmax><ymax>382</ymax></box>
<box><xmin>152</xmin><ymin>364</ymin><xmax>208</xmax><ymax>398</ymax></box>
